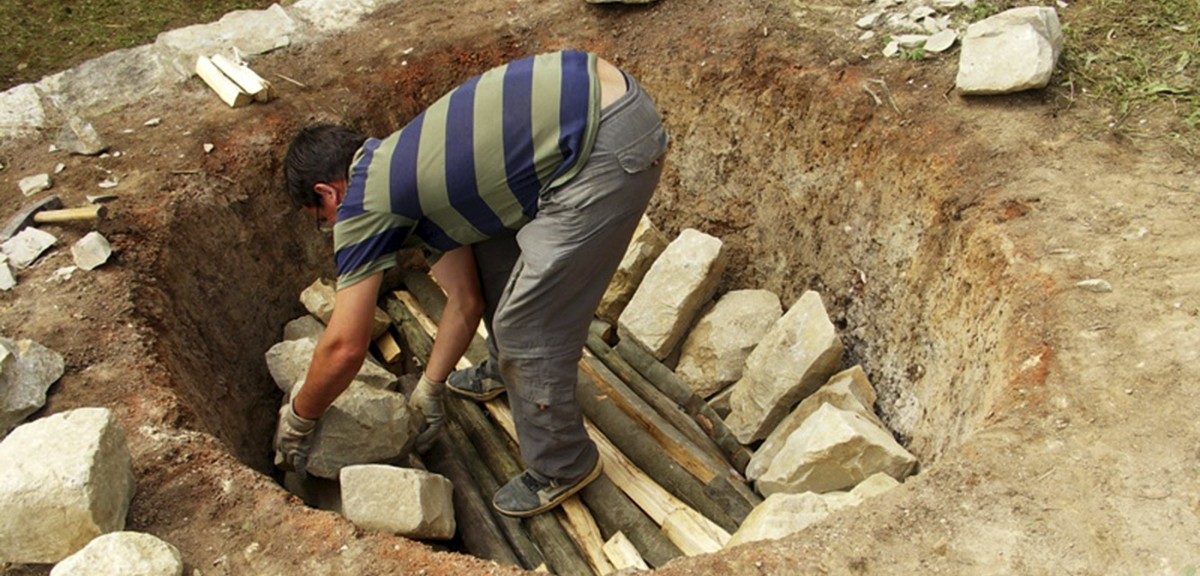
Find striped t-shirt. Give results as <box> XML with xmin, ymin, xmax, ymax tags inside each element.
<box><xmin>334</xmin><ymin>50</ymin><xmax>602</xmax><ymax>289</ymax></box>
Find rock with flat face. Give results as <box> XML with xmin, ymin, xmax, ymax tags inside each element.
<box><xmin>72</xmin><ymin>232</ymin><xmax>113</xmax><ymax>271</ymax></box>
<box><xmin>725</xmin><ymin>291</ymin><xmax>843</xmax><ymax>443</ymax></box>
<box><xmin>38</xmin><ymin>46</ymin><xmax>180</xmax><ymax>119</ymax></box>
<box><xmin>2</xmin><ymin>227</ymin><xmax>57</xmax><ymax>269</ymax></box>
<box><xmin>849</xmin><ymin>472</ymin><xmax>901</xmax><ymax>500</ymax></box>
<box><xmin>726</xmin><ymin>491</ymin><xmax>861</xmax><ymax>548</ymax></box>
<box><xmin>0</xmin><ymin>337</ymin><xmax>66</xmax><ymax>439</ymax></box>
<box><xmin>956</xmin><ymin>7</ymin><xmax>1063</xmax><ymax>94</ymax></box>
<box><xmin>0</xmin><ymin>84</ymin><xmax>46</xmax><ymax>140</ymax></box>
<box><xmin>0</xmin><ymin>259</ymin><xmax>14</xmax><ymax>291</ymax></box>
<box><xmin>340</xmin><ymin>465</ymin><xmax>455</xmax><ymax>540</ymax></box>
<box><xmin>155</xmin><ymin>4</ymin><xmax>296</xmax><ymax>76</ymax></box>
<box><xmin>265</xmin><ymin>337</ymin><xmax>396</xmax><ymax>394</ymax></box>
<box><xmin>282</xmin><ymin>315</ymin><xmax>326</xmax><ymax>341</ymax></box>
<box><xmin>596</xmin><ymin>215</ymin><xmax>668</xmax><ymax>324</ymax></box>
<box><xmin>0</xmin><ymin>408</ymin><xmax>136</xmax><ymax>564</ymax></box>
<box><xmin>676</xmin><ymin>290</ymin><xmax>782</xmax><ymax>398</ymax></box>
<box><xmin>19</xmin><ymin>173</ymin><xmax>52</xmax><ymax>196</ymax></box>
<box><xmin>288</xmin><ymin>0</ymin><xmax>404</xmax><ymax>33</ymax></box>
<box><xmin>300</xmin><ymin>278</ymin><xmax>391</xmax><ymax>339</ymax></box>
<box><xmin>619</xmin><ymin>229</ymin><xmax>726</xmax><ymax>360</ymax></box>
<box><xmin>746</xmin><ymin>365</ymin><xmax>881</xmax><ymax>480</ymax></box>
<box><xmin>289</xmin><ymin>383</ymin><xmax>421</xmax><ymax>479</ymax></box>
<box><xmin>50</xmin><ymin>532</ymin><xmax>183</xmax><ymax>576</ymax></box>
<box><xmin>56</xmin><ymin>117</ymin><xmax>107</xmax><ymax>156</ymax></box>
<box><xmin>756</xmin><ymin>403</ymin><xmax>916</xmax><ymax>496</ymax></box>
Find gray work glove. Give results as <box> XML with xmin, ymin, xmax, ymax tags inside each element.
<box><xmin>273</xmin><ymin>401</ymin><xmax>318</xmax><ymax>477</ymax></box>
<box><xmin>411</xmin><ymin>374</ymin><xmax>445</xmax><ymax>453</ymax></box>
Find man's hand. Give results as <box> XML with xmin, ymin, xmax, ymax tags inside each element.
<box><xmin>411</xmin><ymin>374</ymin><xmax>445</xmax><ymax>452</ymax></box>
<box><xmin>274</xmin><ymin>401</ymin><xmax>318</xmax><ymax>476</ymax></box>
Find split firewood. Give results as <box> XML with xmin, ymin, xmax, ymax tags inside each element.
<box><xmin>373</xmin><ymin>330</ymin><xmax>403</xmax><ymax>364</ymax></box>
<box><xmin>662</xmin><ymin>508</ymin><xmax>731</xmax><ymax>556</ymax></box>
<box><xmin>561</xmin><ymin>499</ymin><xmax>616</xmax><ymax>575</ymax></box>
<box><xmin>603</xmin><ymin>532</ymin><xmax>650</xmax><ymax>572</ymax></box>
<box><xmin>209</xmin><ymin>54</ymin><xmax>275</xmax><ymax>102</ymax></box>
<box><xmin>580</xmin><ymin>476</ymin><xmax>682</xmax><ymax>568</ymax></box>
<box><xmin>195</xmin><ymin>56</ymin><xmax>250</xmax><ymax>108</ymax></box>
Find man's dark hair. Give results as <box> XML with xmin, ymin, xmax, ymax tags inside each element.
<box><xmin>283</xmin><ymin>124</ymin><xmax>367</xmax><ymax>207</ymax></box>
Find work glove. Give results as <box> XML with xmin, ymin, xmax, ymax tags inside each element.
<box><xmin>411</xmin><ymin>373</ymin><xmax>446</xmax><ymax>453</ymax></box>
<box><xmin>273</xmin><ymin>401</ymin><xmax>318</xmax><ymax>477</ymax></box>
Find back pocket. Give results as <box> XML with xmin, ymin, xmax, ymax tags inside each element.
<box><xmin>616</xmin><ymin>124</ymin><xmax>669</xmax><ymax>174</ymax></box>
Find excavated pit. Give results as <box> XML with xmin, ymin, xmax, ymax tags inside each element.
<box><xmin>121</xmin><ymin>1</ymin><xmax>1033</xmax><ymax>571</ymax></box>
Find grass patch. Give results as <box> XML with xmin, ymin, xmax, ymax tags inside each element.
<box><xmin>0</xmin><ymin>0</ymin><xmax>276</xmax><ymax>91</ymax></box>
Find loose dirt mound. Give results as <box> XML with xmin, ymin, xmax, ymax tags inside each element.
<box><xmin>1</xmin><ymin>0</ymin><xmax>1197</xmax><ymax>574</ymax></box>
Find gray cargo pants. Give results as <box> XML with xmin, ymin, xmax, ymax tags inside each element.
<box><xmin>470</xmin><ymin>73</ymin><xmax>667</xmax><ymax>482</ymax></box>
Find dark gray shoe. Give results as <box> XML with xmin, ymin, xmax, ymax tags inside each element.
<box><xmin>446</xmin><ymin>361</ymin><xmax>506</xmax><ymax>401</ymax></box>
<box><xmin>493</xmin><ymin>459</ymin><xmax>603</xmax><ymax>518</ymax></box>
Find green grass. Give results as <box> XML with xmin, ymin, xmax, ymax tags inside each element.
<box><xmin>0</xmin><ymin>0</ymin><xmax>276</xmax><ymax>90</ymax></box>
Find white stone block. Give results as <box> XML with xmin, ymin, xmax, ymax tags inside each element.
<box><xmin>2</xmin><ymin>227</ymin><xmax>57</xmax><ymax>269</ymax></box>
<box><xmin>756</xmin><ymin>404</ymin><xmax>917</xmax><ymax>496</ymax></box>
<box><xmin>265</xmin><ymin>337</ymin><xmax>396</xmax><ymax>394</ymax></box>
<box><xmin>155</xmin><ymin>4</ymin><xmax>296</xmax><ymax>76</ymax></box>
<box><xmin>725</xmin><ymin>291</ymin><xmax>843</xmax><ymax>443</ymax></box>
<box><xmin>340</xmin><ymin>465</ymin><xmax>455</xmax><ymax>540</ymax></box>
<box><xmin>19</xmin><ymin>173</ymin><xmax>52</xmax><ymax>196</ymax></box>
<box><xmin>676</xmin><ymin>290</ymin><xmax>782</xmax><ymax>398</ymax></box>
<box><xmin>72</xmin><ymin>232</ymin><xmax>113</xmax><ymax>271</ymax></box>
<box><xmin>849</xmin><ymin>471</ymin><xmax>901</xmax><ymax>500</ymax></box>
<box><xmin>38</xmin><ymin>46</ymin><xmax>180</xmax><ymax>119</ymax></box>
<box><xmin>283</xmin><ymin>315</ymin><xmax>326</xmax><ymax>341</ymax></box>
<box><xmin>0</xmin><ymin>337</ymin><xmax>66</xmax><ymax>438</ymax></box>
<box><xmin>618</xmin><ymin>229</ymin><xmax>726</xmax><ymax>360</ymax></box>
<box><xmin>746</xmin><ymin>365</ymin><xmax>881</xmax><ymax>480</ymax></box>
<box><xmin>300</xmin><ymin>278</ymin><xmax>391</xmax><ymax>339</ymax></box>
<box><xmin>288</xmin><ymin>0</ymin><xmax>402</xmax><ymax>33</ymax></box>
<box><xmin>0</xmin><ymin>408</ymin><xmax>135</xmax><ymax>563</ymax></box>
<box><xmin>726</xmin><ymin>491</ymin><xmax>861</xmax><ymax>548</ymax></box>
<box><xmin>0</xmin><ymin>84</ymin><xmax>46</xmax><ymax>140</ymax></box>
<box><xmin>287</xmin><ymin>383</ymin><xmax>420</xmax><ymax>479</ymax></box>
<box><xmin>51</xmin><ymin>532</ymin><xmax>183</xmax><ymax>576</ymax></box>
<box><xmin>0</xmin><ymin>260</ymin><xmax>14</xmax><ymax>291</ymax></box>
<box><xmin>956</xmin><ymin>7</ymin><xmax>1063</xmax><ymax>94</ymax></box>
<box><xmin>596</xmin><ymin>215</ymin><xmax>668</xmax><ymax>324</ymax></box>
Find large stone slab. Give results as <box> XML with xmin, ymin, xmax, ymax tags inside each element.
<box><xmin>725</xmin><ymin>291</ymin><xmax>843</xmax><ymax>443</ymax></box>
<box><xmin>300</xmin><ymin>278</ymin><xmax>391</xmax><ymax>339</ymax></box>
<box><xmin>37</xmin><ymin>46</ymin><xmax>181</xmax><ymax>119</ymax></box>
<box><xmin>155</xmin><ymin>4</ymin><xmax>296</xmax><ymax>77</ymax></box>
<box><xmin>756</xmin><ymin>403</ymin><xmax>917</xmax><ymax>496</ymax></box>
<box><xmin>2</xmin><ymin>227</ymin><xmax>58</xmax><ymax>269</ymax></box>
<box><xmin>0</xmin><ymin>337</ymin><xmax>66</xmax><ymax>439</ymax></box>
<box><xmin>0</xmin><ymin>408</ymin><xmax>135</xmax><ymax>563</ymax></box>
<box><xmin>282</xmin><ymin>315</ymin><xmax>325</xmax><ymax>341</ymax></box>
<box><xmin>288</xmin><ymin>0</ymin><xmax>403</xmax><ymax>33</ymax></box>
<box><xmin>618</xmin><ymin>229</ymin><xmax>726</xmax><ymax>360</ymax></box>
<box><xmin>50</xmin><ymin>532</ymin><xmax>183</xmax><ymax>576</ymax></box>
<box><xmin>726</xmin><ymin>491</ymin><xmax>861</xmax><ymax>548</ymax></box>
<box><xmin>746</xmin><ymin>365</ymin><xmax>881</xmax><ymax>480</ymax></box>
<box><xmin>956</xmin><ymin>7</ymin><xmax>1063</xmax><ymax>95</ymax></box>
<box><xmin>288</xmin><ymin>383</ymin><xmax>420</xmax><ymax>479</ymax></box>
<box><xmin>596</xmin><ymin>215</ymin><xmax>667</xmax><ymax>324</ymax></box>
<box><xmin>676</xmin><ymin>290</ymin><xmax>782</xmax><ymax>398</ymax></box>
<box><xmin>265</xmin><ymin>337</ymin><xmax>396</xmax><ymax>394</ymax></box>
<box><xmin>340</xmin><ymin>465</ymin><xmax>455</xmax><ymax>540</ymax></box>
<box><xmin>0</xmin><ymin>84</ymin><xmax>46</xmax><ymax>140</ymax></box>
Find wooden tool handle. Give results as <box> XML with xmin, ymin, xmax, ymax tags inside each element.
<box><xmin>32</xmin><ymin>205</ymin><xmax>106</xmax><ymax>224</ymax></box>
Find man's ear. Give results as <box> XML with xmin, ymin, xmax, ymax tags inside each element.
<box><xmin>313</xmin><ymin>182</ymin><xmax>338</xmax><ymax>204</ymax></box>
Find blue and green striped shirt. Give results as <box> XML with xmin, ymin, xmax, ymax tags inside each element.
<box><xmin>334</xmin><ymin>50</ymin><xmax>602</xmax><ymax>289</ymax></box>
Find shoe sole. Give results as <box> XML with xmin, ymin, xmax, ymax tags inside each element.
<box><xmin>494</xmin><ymin>459</ymin><xmax>603</xmax><ymax>518</ymax></box>
<box><xmin>446</xmin><ymin>382</ymin><xmax>506</xmax><ymax>402</ymax></box>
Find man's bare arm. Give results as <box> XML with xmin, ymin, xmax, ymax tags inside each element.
<box><xmin>426</xmin><ymin>246</ymin><xmax>485</xmax><ymax>382</ymax></box>
<box><xmin>292</xmin><ymin>273</ymin><xmax>383</xmax><ymax>419</ymax></box>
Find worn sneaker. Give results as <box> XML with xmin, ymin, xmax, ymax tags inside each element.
<box><xmin>446</xmin><ymin>361</ymin><xmax>506</xmax><ymax>401</ymax></box>
<box><xmin>493</xmin><ymin>459</ymin><xmax>603</xmax><ymax>518</ymax></box>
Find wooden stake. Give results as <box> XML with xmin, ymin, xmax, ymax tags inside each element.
<box><xmin>373</xmin><ymin>330</ymin><xmax>403</xmax><ymax>364</ymax></box>
<box><xmin>209</xmin><ymin>54</ymin><xmax>275</xmax><ymax>102</ymax></box>
<box><xmin>195</xmin><ymin>55</ymin><xmax>250</xmax><ymax>108</ymax></box>
<box><xmin>603</xmin><ymin>532</ymin><xmax>650</xmax><ymax>572</ymax></box>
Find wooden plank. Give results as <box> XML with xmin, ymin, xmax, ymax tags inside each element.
<box><xmin>195</xmin><ymin>55</ymin><xmax>250</xmax><ymax>108</ymax></box>
<box><xmin>209</xmin><ymin>54</ymin><xmax>275</xmax><ymax>102</ymax></box>
<box><xmin>603</xmin><ymin>532</ymin><xmax>650</xmax><ymax>572</ymax></box>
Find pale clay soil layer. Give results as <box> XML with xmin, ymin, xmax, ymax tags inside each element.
<box><xmin>1</xmin><ymin>0</ymin><xmax>1198</xmax><ymax>574</ymax></box>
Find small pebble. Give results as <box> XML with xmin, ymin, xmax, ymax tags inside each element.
<box><xmin>54</xmin><ymin>163</ymin><xmax>65</xmax><ymax>174</ymax></box>
<box><xmin>204</xmin><ymin>143</ymin><xmax>215</xmax><ymax>154</ymax></box>
<box><xmin>98</xmin><ymin>177</ymin><xmax>119</xmax><ymax>189</ymax></box>
<box><xmin>144</xmin><ymin>117</ymin><xmax>162</xmax><ymax>127</ymax></box>
<box><xmin>1076</xmin><ymin>279</ymin><xmax>1113</xmax><ymax>293</ymax></box>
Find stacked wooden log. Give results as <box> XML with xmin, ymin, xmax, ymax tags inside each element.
<box><xmin>271</xmin><ymin>216</ymin><xmax>920</xmax><ymax>572</ymax></box>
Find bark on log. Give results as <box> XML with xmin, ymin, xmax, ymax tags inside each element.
<box><xmin>580</xmin><ymin>476</ymin><xmax>682</xmax><ymax>568</ymax></box>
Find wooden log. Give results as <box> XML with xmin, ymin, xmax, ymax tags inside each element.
<box><xmin>561</xmin><ymin>499</ymin><xmax>616</xmax><ymax>575</ymax></box>
<box><xmin>613</xmin><ymin>338</ymin><xmax>755</xmax><ymax>476</ymax></box>
<box><xmin>373</xmin><ymin>330</ymin><xmax>403</xmax><ymax>364</ymax></box>
<box><xmin>195</xmin><ymin>55</ymin><xmax>250</xmax><ymax>107</ymax></box>
<box><xmin>662</xmin><ymin>508</ymin><xmax>731</xmax><ymax>556</ymax></box>
<box><xmin>384</xmin><ymin>294</ymin><xmax>432</xmax><ymax>363</ymax></box>
<box><xmin>444</xmin><ymin>421</ymin><xmax>545</xmax><ymax>570</ymax></box>
<box><xmin>603</xmin><ymin>532</ymin><xmax>650</xmax><ymax>572</ymax></box>
<box><xmin>580</xmin><ymin>476</ymin><xmax>682</xmax><ymax>568</ymax></box>
<box><xmin>209</xmin><ymin>54</ymin><xmax>275</xmax><ymax>102</ymax></box>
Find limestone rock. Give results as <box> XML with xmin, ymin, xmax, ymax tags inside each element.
<box><xmin>585</xmin><ymin>0</ymin><xmax>659</xmax><ymax>4</ymax></box>
<box><xmin>50</xmin><ymin>532</ymin><xmax>183</xmax><ymax>576</ymax></box>
<box><xmin>725</xmin><ymin>291</ymin><xmax>843</xmax><ymax>444</ymax></box>
<box><xmin>756</xmin><ymin>403</ymin><xmax>917</xmax><ymax>496</ymax></box>
<box><xmin>618</xmin><ymin>229</ymin><xmax>726</xmax><ymax>360</ymax></box>
<box><xmin>0</xmin><ymin>84</ymin><xmax>46</xmax><ymax>140</ymax></box>
<box><xmin>155</xmin><ymin>4</ymin><xmax>296</xmax><ymax>76</ymax></box>
<box><xmin>340</xmin><ymin>465</ymin><xmax>455</xmax><ymax>540</ymax></box>
<box><xmin>746</xmin><ymin>365</ymin><xmax>881</xmax><ymax>480</ymax></box>
<box><xmin>2</xmin><ymin>227</ymin><xmax>57</xmax><ymax>269</ymax></box>
<box><xmin>855</xmin><ymin>12</ymin><xmax>883</xmax><ymax>30</ymax></box>
<box><xmin>288</xmin><ymin>0</ymin><xmax>404</xmax><ymax>33</ymax></box>
<box><xmin>283</xmin><ymin>315</ymin><xmax>326</xmax><ymax>341</ymax></box>
<box><xmin>849</xmin><ymin>471</ymin><xmax>901</xmax><ymax>500</ymax></box>
<box><xmin>0</xmin><ymin>408</ymin><xmax>135</xmax><ymax>563</ymax></box>
<box><xmin>0</xmin><ymin>259</ymin><xmax>14</xmax><ymax>291</ymax></box>
<box><xmin>289</xmin><ymin>383</ymin><xmax>421</xmax><ymax>479</ymax></box>
<box><xmin>956</xmin><ymin>7</ymin><xmax>1063</xmax><ymax>95</ymax></box>
<box><xmin>300</xmin><ymin>278</ymin><xmax>391</xmax><ymax>339</ymax></box>
<box><xmin>265</xmin><ymin>337</ymin><xmax>396</xmax><ymax>394</ymax></box>
<box><xmin>596</xmin><ymin>215</ymin><xmax>668</xmax><ymax>324</ymax></box>
<box><xmin>56</xmin><ymin>117</ymin><xmax>107</xmax><ymax>156</ymax></box>
<box><xmin>726</xmin><ymin>491</ymin><xmax>861</xmax><ymax>548</ymax></box>
<box><xmin>72</xmin><ymin>232</ymin><xmax>113</xmax><ymax>271</ymax></box>
<box><xmin>895</xmin><ymin>34</ymin><xmax>930</xmax><ymax>49</ymax></box>
<box><xmin>676</xmin><ymin>290</ymin><xmax>782</xmax><ymax>398</ymax></box>
<box><xmin>0</xmin><ymin>337</ymin><xmax>66</xmax><ymax>438</ymax></box>
<box><xmin>37</xmin><ymin>46</ymin><xmax>180</xmax><ymax>119</ymax></box>
<box><xmin>925</xmin><ymin>29</ymin><xmax>958</xmax><ymax>54</ymax></box>
<box><xmin>283</xmin><ymin>472</ymin><xmax>343</xmax><ymax>512</ymax></box>
<box><xmin>19</xmin><ymin>173</ymin><xmax>52</xmax><ymax>196</ymax></box>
